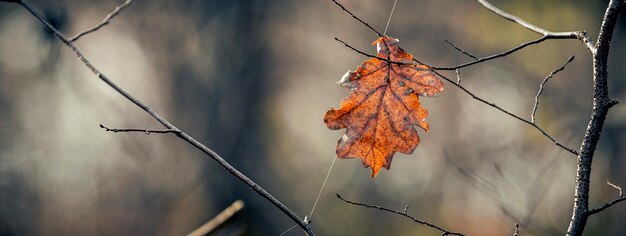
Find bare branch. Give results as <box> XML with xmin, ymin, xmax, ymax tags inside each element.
<box><xmin>99</xmin><ymin>124</ymin><xmax>180</xmax><ymax>135</ymax></box>
<box><xmin>337</xmin><ymin>194</ymin><xmax>464</xmax><ymax>236</ymax></box>
<box><xmin>432</xmin><ymin>70</ymin><xmax>578</xmax><ymax>155</ymax></box>
<box><xmin>335</xmin><ymin>37</ymin><xmax>385</xmax><ymax>62</ymax></box>
<box><xmin>334</xmin><ymin>37</ymin><xmax>413</xmax><ymax>66</ymax></box>
<box><xmin>17</xmin><ymin>1</ymin><xmax>314</xmax><ymax>235</ymax></box>
<box><xmin>476</xmin><ymin>0</ymin><xmax>563</xmax><ymax>36</ymax></box>
<box><xmin>444</xmin><ymin>39</ymin><xmax>478</xmax><ymax>60</ymax></box>
<box><xmin>474</xmin><ymin>0</ymin><xmax>595</xmax><ymax>53</ymax></box>
<box><xmin>431</xmin><ymin>0</ymin><xmax>595</xmax><ymax>71</ymax></box>
<box><xmin>531</xmin><ymin>55</ymin><xmax>575</xmax><ymax>123</ymax></box>
<box><xmin>330</xmin><ymin>0</ymin><xmax>382</xmax><ymax>37</ymax></box>
<box><xmin>586</xmin><ymin>181</ymin><xmax>626</xmax><ymax>216</ymax></box>
<box><xmin>332</xmin><ymin>0</ymin><xmax>583</xmax><ymax>75</ymax></box>
<box><xmin>587</xmin><ymin>196</ymin><xmax>626</xmax><ymax>216</ymax></box>
<box><xmin>567</xmin><ymin>0</ymin><xmax>624</xmax><ymax>234</ymax></box>
<box><xmin>434</xmin><ymin>36</ymin><xmax>548</xmax><ymax>70</ymax></box>
<box><xmin>69</xmin><ymin>0</ymin><xmax>132</xmax><ymax>42</ymax></box>
<box><xmin>187</xmin><ymin>200</ymin><xmax>244</xmax><ymax>236</ymax></box>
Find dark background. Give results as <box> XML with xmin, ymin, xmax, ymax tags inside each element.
<box><xmin>0</xmin><ymin>0</ymin><xmax>625</xmax><ymax>235</ymax></box>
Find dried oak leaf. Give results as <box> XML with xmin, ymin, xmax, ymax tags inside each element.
<box><xmin>324</xmin><ymin>36</ymin><xmax>444</xmax><ymax>177</ymax></box>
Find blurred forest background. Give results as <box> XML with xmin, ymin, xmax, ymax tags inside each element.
<box><xmin>0</xmin><ymin>0</ymin><xmax>625</xmax><ymax>235</ymax></box>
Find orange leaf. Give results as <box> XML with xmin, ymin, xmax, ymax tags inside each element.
<box><xmin>324</xmin><ymin>36</ymin><xmax>444</xmax><ymax>177</ymax></box>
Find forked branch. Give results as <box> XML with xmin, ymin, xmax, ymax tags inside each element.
<box><xmin>586</xmin><ymin>181</ymin><xmax>626</xmax><ymax>216</ymax></box>
<box><xmin>431</xmin><ymin>0</ymin><xmax>595</xmax><ymax>71</ymax></box>
<box><xmin>69</xmin><ymin>0</ymin><xmax>133</xmax><ymax>42</ymax></box>
<box><xmin>474</xmin><ymin>0</ymin><xmax>596</xmax><ymax>53</ymax></box>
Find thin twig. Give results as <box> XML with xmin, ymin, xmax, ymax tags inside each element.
<box><xmin>434</xmin><ymin>36</ymin><xmax>549</xmax><ymax>70</ymax></box>
<box><xmin>444</xmin><ymin>39</ymin><xmax>478</xmax><ymax>60</ymax></box>
<box><xmin>531</xmin><ymin>55</ymin><xmax>575</xmax><ymax>123</ymax></box>
<box><xmin>586</xmin><ymin>195</ymin><xmax>626</xmax><ymax>215</ymax></box>
<box><xmin>335</xmin><ymin>37</ymin><xmax>386</xmax><ymax>61</ymax></box>
<box><xmin>330</xmin><ymin>0</ymin><xmax>382</xmax><ymax>37</ymax></box>
<box><xmin>187</xmin><ymin>200</ymin><xmax>245</xmax><ymax>236</ymax></box>
<box><xmin>337</xmin><ymin>194</ymin><xmax>465</xmax><ymax>236</ymax></box>
<box><xmin>18</xmin><ymin>1</ymin><xmax>315</xmax><ymax>235</ymax></box>
<box><xmin>587</xmin><ymin>181</ymin><xmax>626</xmax><ymax>216</ymax></box>
<box><xmin>69</xmin><ymin>0</ymin><xmax>132</xmax><ymax>42</ymax></box>
<box><xmin>99</xmin><ymin>124</ymin><xmax>180</xmax><ymax>135</ymax></box>
<box><xmin>606</xmin><ymin>180</ymin><xmax>623</xmax><ymax>196</ymax></box>
<box><xmin>334</xmin><ymin>37</ymin><xmax>413</xmax><ymax>66</ymax></box>
<box><xmin>587</xmin><ymin>196</ymin><xmax>626</xmax><ymax>215</ymax></box>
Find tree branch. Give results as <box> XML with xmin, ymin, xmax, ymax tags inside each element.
<box><xmin>337</xmin><ymin>194</ymin><xmax>464</xmax><ymax>236</ymax></box>
<box><xmin>566</xmin><ymin>0</ymin><xmax>624</xmax><ymax>235</ymax></box>
<box><xmin>432</xmin><ymin>70</ymin><xmax>579</xmax><ymax>155</ymax></box>
<box><xmin>69</xmin><ymin>0</ymin><xmax>133</xmax><ymax>42</ymax></box>
<box><xmin>99</xmin><ymin>124</ymin><xmax>180</xmax><ymax>135</ymax></box>
<box><xmin>531</xmin><ymin>55</ymin><xmax>575</xmax><ymax>123</ymax></box>
<box><xmin>587</xmin><ymin>196</ymin><xmax>626</xmax><ymax>216</ymax></box>
<box><xmin>434</xmin><ymin>36</ymin><xmax>547</xmax><ymax>70</ymax></box>
<box><xmin>330</xmin><ymin>0</ymin><xmax>382</xmax><ymax>37</ymax></box>
<box><xmin>474</xmin><ymin>0</ymin><xmax>596</xmax><ymax>53</ymax></box>
<box><xmin>443</xmin><ymin>39</ymin><xmax>478</xmax><ymax>60</ymax></box>
<box><xmin>17</xmin><ymin>1</ymin><xmax>315</xmax><ymax>235</ymax></box>
<box><xmin>587</xmin><ymin>181</ymin><xmax>626</xmax><ymax>216</ymax></box>
<box><xmin>335</xmin><ymin>37</ymin><xmax>393</xmax><ymax>63</ymax></box>
<box><xmin>431</xmin><ymin>0</ymin><xmax>597</xmax><ymax>71</ymax></box>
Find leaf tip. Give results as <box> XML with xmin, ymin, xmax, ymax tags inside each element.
<box><xmin>370</xmin><ymin>168</ymin><xmax>380</xmax><ymax>178</ymax></box>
